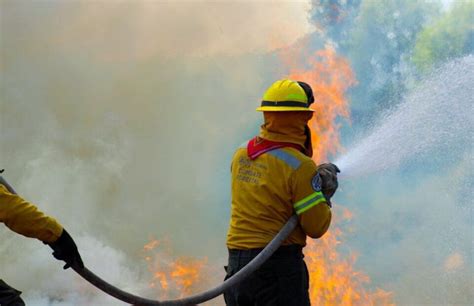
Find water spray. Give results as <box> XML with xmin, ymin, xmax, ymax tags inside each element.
<box><xmin>335</xmin><ymin>56</ymin><xmax>473</xmax><ymax>178</ymax></box>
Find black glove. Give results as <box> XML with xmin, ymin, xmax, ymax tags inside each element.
<box><xmin>48</xmin><ymin>229</ymin><xmax>84</xmax><ymax>270</ymax></box>
<box><xmin>317</xmin><ymin>163</ymin><xmax>340</xmax><ymax>206</ymax></box>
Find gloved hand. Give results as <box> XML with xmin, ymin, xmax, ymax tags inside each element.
<box><xmin>48</xmin><ymin>229</ymin><xmax>84</xmax><ymax>270</ymax></box>
<box><xmin>317</xmin><ymin>163</ymin><xmax>340</xmax><ymax>205</ymax></box>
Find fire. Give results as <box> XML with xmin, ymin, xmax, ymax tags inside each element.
<box><xmin>142</xmin><ymin>238</ymin><xmax>208</xmax><ymax>299</ymax></box>
<box><xmin>304</xmin><ymin>212</ymin><xmax>394</xmax><ymax>305</ymax></box>
<box><xmin>283</xmin><ymin>46</ymin><xmax>395</xmax><ymax>305</ymax></box>
<box><xmin>170</xmin><ymin>257</ymin><xmax>207</xmax><ymax>292</ymax></box>
<box><xmin>284</xmin><ymin>45</ymin><xmax>356</xmax><ymax>162</ymax></box>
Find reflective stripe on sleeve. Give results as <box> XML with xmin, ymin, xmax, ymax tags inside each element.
<box><xmin>293</xmin><ymin>191</ymin><xmax>326</xmax><ymax>215</ymax></box>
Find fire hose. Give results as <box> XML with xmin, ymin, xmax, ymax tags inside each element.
<box><xmin>72</xmin><ymin>216</ymin><xmax>298</xmax><ymax>305</ymax></box>
<box><xmin>0</xmin><ymin>174</ymin><xmax>298</xmax><ymax>306</ymax></box>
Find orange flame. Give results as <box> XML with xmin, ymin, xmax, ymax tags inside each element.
<box><xmin>304</xmin><ymin>211</ymin><xmax>394</xmax><ymax>305</ymax></box>
<box><xmin>142</xmin><ymin>238</ymin><xmax>208</xmax><ymax>299</ymax></box>
<box><xmin>283</xmin><ymin>45</ymin><xmax>356</xmax><ymax>162</ymax></box>
<box><xmin>282</xmin><ymin>45</ymin><xmax>394</xmax><ymax>305</ymax></box>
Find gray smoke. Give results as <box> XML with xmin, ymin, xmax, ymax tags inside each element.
<box><xmin>0</xmin><ymin>1</ymin><xmax>313</xmax><ymax>305</ymax></box>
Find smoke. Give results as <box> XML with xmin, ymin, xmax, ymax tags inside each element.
<box><xmin>2</xmin><ymin>0</ymin><xmax>313</xmax><ymax>60</ymax></box>
<box><xmin>2</xmin><ymin>235</ymin><xmax>143</xmax><ymax>305</ymax></box>
<box><xmin>339</xmin><ymin>152</ymin><xmax>473</xmax><ymax>305</ymax></box>
<box><xmin>0</xmin><ymin>0</ymin><xmax>314</xmax><ymax>305</ymax></box>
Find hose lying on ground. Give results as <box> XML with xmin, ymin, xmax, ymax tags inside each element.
<box><xmin>0</xmin><ymin>175</ymin><xmax>298</xmax><ymax>306</ymax></box>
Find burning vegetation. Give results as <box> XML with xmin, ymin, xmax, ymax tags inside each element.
<box><xmin>143</xmin><ymin>239</ymin><xmax>208</xmax><ymax>300</ymax></box>
<box><xmin>142</xmin><ymin>47</ymin><xmax>394</xmax><ymax>305</ymax></box>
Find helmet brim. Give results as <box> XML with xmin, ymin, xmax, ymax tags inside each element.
<box><xmin>256</xmin><ymin>106</ymin><xmax>314</xmax><ymax>112</ymax></box>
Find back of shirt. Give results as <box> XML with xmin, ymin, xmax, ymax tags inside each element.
<box><xmin>226</xmin><ymin>143</ymin><xmax>331</xmax><ymax>250</ymax></box>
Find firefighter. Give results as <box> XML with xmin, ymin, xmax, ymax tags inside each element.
<box><xmin>0</xmin><ymin>172</ymin><xmax>83</xmax><ymax>306</ymax></box>
<box><xmin>225</xmin><ymin>79</ymin><xmax>339</xmax><ymax>306</ymax></box>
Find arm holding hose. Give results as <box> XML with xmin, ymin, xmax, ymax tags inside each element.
<box><xmin>291</xmin><ymin>162</ymin><xmax>339</xmax><ymax>238</ymax></box>
<box><xmin>291</xmin><ymin>160</ymin><xmax>332</xmax><ymax>238</ymax></box>
<box><xmin>0</xmin><ymin>171</ymin><xmax>83</xmax><ymax>269</ymax></box>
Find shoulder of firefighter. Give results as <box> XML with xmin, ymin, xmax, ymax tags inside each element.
<box><xmin>227</xmin><ymin>142</ymin><xmax>332</xmax><ymax>250</ymax></box>
<box><xmin>0</xmin><ymin>184</ymin><xmax>63</xmax><ymax>243</ymax></box>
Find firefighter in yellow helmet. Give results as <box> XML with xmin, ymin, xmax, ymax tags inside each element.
<box><xmin>224</xmin><ymin>79</ymin><xmax>339</xmax><ymax>306</ymax></box>
<box><xmin>0</xmin><ymin>171</ymin><xmax>83</xmax><ymax>305</ymax></box>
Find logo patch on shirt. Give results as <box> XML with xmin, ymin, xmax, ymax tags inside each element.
<box><xmin>311</xmin><ymin>172</ymin><xmax>322</xmax><ymax>192</ymax></box>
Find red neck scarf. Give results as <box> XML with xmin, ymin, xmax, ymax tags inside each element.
<box><xmin>247</xmin><ymin>136</ymin><xmax>304</xmax><ymax>160</ymax></box>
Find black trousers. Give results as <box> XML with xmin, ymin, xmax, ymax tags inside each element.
<box><xmin>224</xmin><ymin>245</ymin><xmax>310</xmax><ymax>306</ymax></box>
<box><xmin>0</xmin><ymin>280</ymin><xmax>25</xmax><ymax>306</ymax></box>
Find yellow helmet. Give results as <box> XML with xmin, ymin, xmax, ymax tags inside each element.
<box><xmin>256</xmin><ymin>79</ymin><xmax>315</xmax><ymax>112</ymax></box>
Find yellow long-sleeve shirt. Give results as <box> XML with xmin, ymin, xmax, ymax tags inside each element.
<box><xmin>226</xmin><ymin>145</ymin><xmax>332</xmax><ymax>249</ymax></box>
<box><xmin>0</xmin><ymin>184</ymin><xmax>63</xmax><ymax>243</ymax></box>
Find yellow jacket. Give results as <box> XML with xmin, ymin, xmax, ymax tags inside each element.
<box><xmin>0</xmin><ymin>184</ymin><xmax>63</xmax><ymax>243</ymax></box>
<box><xmin>226</xmin><ymin>112</ymin><xmax>332</xmax><ymax>249</ymax></box>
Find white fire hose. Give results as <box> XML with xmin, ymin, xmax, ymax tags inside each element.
<box><xmin>0</xmin><ymin>174</ymin><xmax>298</xmax><ymax>305</ymax></box>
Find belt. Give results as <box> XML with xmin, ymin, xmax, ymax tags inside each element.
<box><xmin>228</xmin><ymin>244</ymin><xmax>303</xmax><ymax>258</ymax></box>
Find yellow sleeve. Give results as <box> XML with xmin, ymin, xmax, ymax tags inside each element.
<box><xmin>291</xmin><ymin>160</ymin><xmax>332</xmax><ymax>238</ymax></box>
<box><xmin>0</xmin><ymin>185</ymin><xmax>63</xmax><ymax>243</ymax></box>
